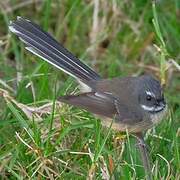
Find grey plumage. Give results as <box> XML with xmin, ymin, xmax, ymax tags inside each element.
<box><xmin>9</xmin><ymin>17</ymin><xmax>101</xmax><ymax>84</ymax></box>
<box><xmin>9</xmin><ymin>17</ymin><xmax>167</xmax><ymax>133</ymax></box>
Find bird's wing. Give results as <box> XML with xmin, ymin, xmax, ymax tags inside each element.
<box><xmin>59</xmin><ymin>92</ymin><xmax>116</xmax><ymax>118</ymax></box>
<box><xmin>59</xmin><ymin>92</ymin><xmax>149</xmax><ymax>132</ymax></box>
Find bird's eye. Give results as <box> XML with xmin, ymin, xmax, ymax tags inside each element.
<box><xmin>146</xmin><ymin>95</ymin><xmax>152</xmax><ymax>101</ymax></box>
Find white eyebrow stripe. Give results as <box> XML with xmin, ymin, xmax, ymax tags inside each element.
<box><xmin>145</xmin><ymin>91</ymin><xmax>155</xmax><ymax>98</ymax></box>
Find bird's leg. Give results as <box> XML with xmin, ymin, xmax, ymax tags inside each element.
<box><xmin>114</xmin><ymin>99</ymin><xmax>121</xmax><ymax>116</ymax></box>
<box><xmin>135</xmin><ymin>133</ymin><xmax>152</xmax><ymax>180</ymax></box>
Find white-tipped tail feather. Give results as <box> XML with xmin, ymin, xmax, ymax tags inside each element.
<box><xmin>9</xmin><ymin>17</ymin><xmax>101</xmax><ymax>87</ymax></box>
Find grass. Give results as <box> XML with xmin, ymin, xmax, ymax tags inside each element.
<box><xmin>0</xmin><ymin>0</ymin><xmax>179</xmax><ymax>179</ymax></box>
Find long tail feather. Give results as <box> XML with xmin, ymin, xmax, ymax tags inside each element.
<box><xmin>9</xmin><ymin>17</ymin><xmax>101</xmax><ymax>83</ymax></box>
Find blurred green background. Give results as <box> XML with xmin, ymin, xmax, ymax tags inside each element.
<box><xmin>0</xmin><ymin>0</ymin><xmax>179</xmax><ymax>179</ymax></box>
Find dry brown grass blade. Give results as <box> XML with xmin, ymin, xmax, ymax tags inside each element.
<box><xmin>99</xmin><ymin>156</ymin><xmax>110</xmax><ymax>180</ymax></box>
<box><xmin>0</xmin><ymin>0</ymin><xmax>42</xmax><ymax>14</ymax></box>
<box><xmin>0</xmin><ymin>87</ymin><xmax>62</xmax><ymax>121</ymax></box>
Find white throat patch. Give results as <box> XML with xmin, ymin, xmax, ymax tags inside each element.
<box><xmin>141</xmin><ymin>104</ymin><xmax>164</xmax><ymax>112</ymax></box>
<box><xmin>141</xmin><ymin>104</ymin><xmax>154</xmax><ymax>111</ymax></box>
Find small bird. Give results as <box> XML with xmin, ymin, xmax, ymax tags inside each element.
<box><xmin>9</xmin><ymin>17</ymin><xmax>167</xmax><ymax>133</ymax></box>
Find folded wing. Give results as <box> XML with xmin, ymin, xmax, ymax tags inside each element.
<box><xmin>59</xmin><ymin>92</ymin><xmax>116</xmax><ymax>118</ymax></box>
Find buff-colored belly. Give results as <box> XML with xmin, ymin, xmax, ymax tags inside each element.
<box><xmin>95</xmin><ymin>106</ymin><xmax>168</xmax><ymax>133</ymax></box>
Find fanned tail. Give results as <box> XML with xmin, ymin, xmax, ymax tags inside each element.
<box><xmin>9</xmin><ymin>17</ymin><xmax>101</xmax><ymax>84</ymax></box>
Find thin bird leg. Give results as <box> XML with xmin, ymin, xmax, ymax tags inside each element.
<box><xmin>135</xmin><ymin>133</ymin><xmax>152</xmax><ymax>180</ymax></box>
